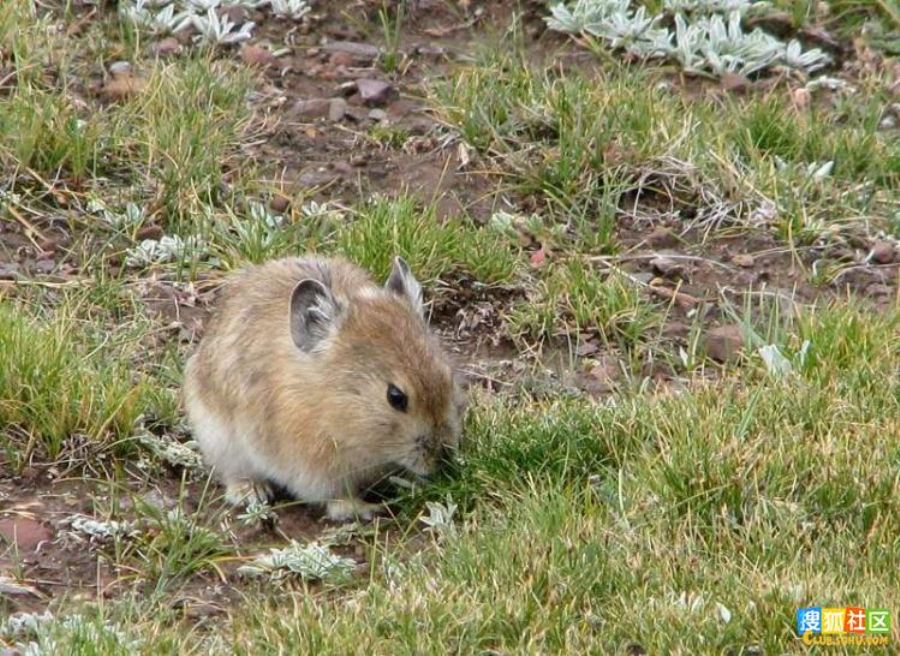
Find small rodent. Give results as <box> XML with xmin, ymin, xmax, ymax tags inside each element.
<box><xmin>183</xmin><ymin>255</ymin><xmax>465</xmax><ymax>521</ymax></box>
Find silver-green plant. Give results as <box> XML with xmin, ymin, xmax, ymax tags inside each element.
<box><xmin>546</xmin><ymin>0</ymin><xmax>830</xmax><ymax>77</ymax></box>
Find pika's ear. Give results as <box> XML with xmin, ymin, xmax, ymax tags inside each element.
<box><xmin>385</xmin><ymin>256</ymin><xmax>423</xmax><ymax>317</ymax></box>
<box><xmin>290</xmin><ymin>279</ymin><xmax>341</xmax><ymax>352</ymax></box>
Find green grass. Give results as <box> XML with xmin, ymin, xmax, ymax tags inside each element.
<box><xmin>507</xmin><ymin>259</ymin><xmax>660</xmax><ymax>347</ymax></box>
<box><xmin>6</xmin><ymin>303</ymin><xmax>897</xmax><ymax>654</ymax></box>
<box><xmin>433</xmin><ymin>47</ymin><xmax>898</xmax><ymax>246</ymax></box>
<box><xmin>336</xmin><ymin>196</ymin><xmax>520</xmax><ymax>284</ymax></box>
<box><xmin>0</xmin><ymin>293</ymin><xmax>178</xmax><ymax>465</ymax></box>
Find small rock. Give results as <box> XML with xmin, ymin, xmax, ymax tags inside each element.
<box><xmin>645</xmin><ymin>226</ymin><xmax>678</xmax><ymax>248</ymax></box>
<box><xmin>355</xmin><ymin>78</ymin><xmax>393</xmax><ymax>106</ymax></box>
<box><xmin>290</xmin><ymin>98</ymin><xmax>332</xmax><ymax>120</ymax></box>
<box><xmin>650</xmin><ymin>256</ymin><xmax>685</xmax><ymax>279</ymax></box>
<box><xmin>662</xmin><ymin>322</ymin><xmax>690</xmax><ymax>339</ymax></box>
<box><xmin>732</xmin><ymin>254</ymin><xmax>755</xmax><ymax>268</ymax></box>
<box><xmin>720</xmin><ymin>72</ymin><xmax>749</xmax><ymax>93</ymax></box>
<box><xmin>0</xmin><ymin>578</ymin><xmax>41</xmax><ymax>598</ymax></box>
<box><xmin>329</xmin><ymin>51</ymin><xmax>356</xmax><ymax>67</ymax></box>
<box><xmin>702</xmin><ymin>324</ymin><xmax>745</xmax><ymax>363</ymax></box>
<box><xmin>0</xmin><ymin>263</ymin><xmax>20</xmax><ymax>280</ymax></box>
<box><xmin>791</xmin><ymin>87</ymin><xmax>811</xmax><ymax>110</ymax></box>
<box><xmin>219</xmin><ymin>4</ymin><xmax>246</xmax><ymax>23</ymax></box>
<box><xmin>240</xmin><ymin>44</ymin><xmax>276</xmax><ymax>67</ymax></box>
<box><xmin>270</xmin><ymin>194</ymin><xmax>290</xmax><ymax>213</ymax></box>
<box><xmin>342</xmin><ymin>105</ymin><xmax>370</xmax><ymax>122</ymax></box>
<box><xmin>334</xmin><ymin>80</ymin><xmax>358</xmax><ymax>97</ymax></box>
<box><xmin>101</xmin><ymin>73</ymin><xmax>146</xmax><ymax>101</ymax></box>
<box><xmin>328</xmin><ymin>97</ymin><xmax>348</xmax><ymax>122</ymax></box>
<box><xmin>576</xmin><ymin>339</ymin><xmax>598</xmax><ymax>356</ymax></box>
<box><xmin>297</xmin><ymin>170</ymin><xmax>338</xmax><ymax>187</ymax></box>
<box><xmin>109</xmin><ymin>60</ymin><xmax>132</xmax><ymax>76</ymax></box>
<box><xmin>866</xmin><ymin>283</ymin><xmax>893</xmax><ymax>297</ymax></box>
<box><xmin>368</xmin><ymin>108</ymin><xmax>388</xmax><ymax>121</ymax></box>
<box><xmin>33</xmin><ymin>259</ymin><xmax>55</xmax><ymax>275</ymax></box>
<box><xmin>141</xmin><ymin>489</ymin><xmax>172</xmax><ymax>511</ymax></box>
<box><xmin>0</xmin><ymin>517</ymin><xmax>53</xmax><ymax>552</ymax></box>
<box><xmin>581</xmin><ymin>356</ymin><xmax>620</xmax><ymax>394</ymax></box>
<box><xmin>630</xmin><ymin>271</ymin><xmax>655</xmax><ymax>285</ymax></box>
<box><xmin>880</xmin><ymin>114</ymin><xmax>897</xmax><ymax>130</ymax></box>
<box><xmin>322</xmin><ymin>41</ymin><xmax>380</xmax><ymax>65</ymax></box>
<box><xmin>38</xmin><ymin>237</ymin><xmax>58</xmax><ymax>253</ymax></box>
<box><xmin>871</xmin><ymin>241</ymin><xmax>895</xmax><ymax>264</ymax></box>
<box><xmin>150</xmin><ymin>37</ymin><xmax>182</xmax><ymax>57</ymax></box>
<box><xmin>135</xmin><ymin>224</ymin><xmax>164</xmax><ymax>241</ymax></box>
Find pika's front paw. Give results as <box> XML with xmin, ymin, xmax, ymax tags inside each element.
<box><xmin>225</xmin><ymin>480</ymin><xmax>274</xmax><ymax>507</ymax></box>
<box><xmin>325</xmin><ymin>498</ymin><xmax>384</xmax><ymax>522</ymax></box>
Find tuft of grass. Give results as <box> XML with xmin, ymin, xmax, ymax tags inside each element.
<box><xmin>336</xmin><ymin>196</ymin><xmax>520</xmax><ymax>285</ymax></box>
<box><xmin>433</xmin><ymin>47</ymin><xmax>898</xmax><ymax>246</ymax></box>
<box><xmin>123</xmin><ymin>58</ymin><xmax>253</xmax><ymax>227</ymax></box>
<box><xmin>0</xmin><ymin>296</ymin><xmax>176</xmax><ymax>465</ymax></box>
<box><xmin>507</xmin><ymin>259</ymin><xmax>660</xmax><ymax>347</ymax></box>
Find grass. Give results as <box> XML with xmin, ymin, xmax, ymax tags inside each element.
<box><xmin>433</xmin><ymin>47</ymin><xmax>898</xmax><ymax>244</ymax></box>
<box><xmin>507</xmin><ymin>260</ymin><xmax>660</xmax><ymax>348</ymax></box>
<box><xmin>1</xmin><ymin>0</ymin><xmax>899</xmax><ymax>654</ymax></box>
<box><xmin>5</xmin><ymin>303</ymin><xmax>897</xmax><ymax>653</ymax></box>
<box><xmin>0</xmin><ymin>293</ymin><xmax>177</xmax><ymax>466</ymax></box>
<box><xmin>335</xmin><ymin>196</ymin><xmax>520</xmax><ymax>284</ymax></box>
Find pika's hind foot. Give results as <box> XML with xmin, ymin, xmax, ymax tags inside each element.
<box><xmin>325</xmin><ymin>498</ymin><xmax>384</xmax><ymax>522</ymax></box>
<box><xmin>225</xmin><ymin>480</ymin><xmax>274</xmax><ymax>506</ymax></box>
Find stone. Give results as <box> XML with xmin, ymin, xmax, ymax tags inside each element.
<box><xmin>100</xmin><ymin>73</ymin><xmax>146</xmax><ymax>101</ymax></box>
<box><xmin>0</xmin><ymin>263</ymin><xmax>21</xmax><ymax>280</ymax></box>
<box><xmin>290</xmin><ymin>98</ymin><xmax>332</xmax><ymax>120</ymax></box>
<box><xmin>732</xmin><ymin>254</ymin><xmax>755</xmax><ymax>268</ymax></box>
<box><xmin>649</xmin><ymin>256</ymin><xmax>685</xmax><ymax>279</ymax></box>
<box><xmin>270</xmin><ymin>194</ymin><xmax>290</xmax><ymax>213</ymax></box>
<box><xmin>328</xmin><ymin>97</ymin><xmax>348</xmax><ymax>121</ymax></box>
<box><xmin>791</xmin><ymin>88</ymin><xmax>811</xmax><ymax>110</ymax></box>
<box><xmin>136</xmin><ymin>224</ymin><xmax>164</xmax><ymax>241</ymax></box>
<box><xmin>355</xmin><ymin>78</ymin><xmax>393</xmax><ymax>106</ymax></box>
<box><xmin>109</xmin><ymin>61</ymin><xmax>132</xmax><ymax>75</ymax></box>
<box><xmin>662</xmin><ymin>322</ymin><xmax>690</xmax><ymax>339</ymax></box>
<box><xmin>150</xmin><ymin>37</ymin><xmax>182</xmax><ymax>57</ymax></box>
<box><xmin>240</xmin><ymin>44</ymin><xmax>276</xmax><ymax>67</ymax></box>
<box><xmin>321</xmin><ymin>41</ymin><xmax>380</xmax><ymax>65</ymax></box>
<box><xmin>702</xmin><ymin>324</ymin><xmax>745</xmax><ymax>363</ymax></box>
<box><xmin>720</xmin><ymin>72</ymin><xmax>749</xmax><ymax>93</ymax></box>
<box><xmin>645</xmin><ymin>226</ymin><xmax>678</xmax><ymax>248</ymax></box>
<box><xmin>0</xmin><ymin>518</ymin><xmax>52</xmax><ymax>552</ymax></box>
<box><xmin>871</xmin><ymin>241</ymin><xmax>896</xmax><ymax>264</ymax></box>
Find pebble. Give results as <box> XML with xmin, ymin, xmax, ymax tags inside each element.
<box><xmin>109</xmin><ymin>60</ymin><xmax>132</xmax><ymax>75</ymax></box>
<box><xmin>356</xmin><ymin>78</ymin><xmax>393</xmax><ymax>106</ymax></box>
<box><xmin>871</xmin><ymin>241</ymin><xmax>895</xmax><ymax>264</ymax></box>
<box><xmin>702</xmin><ymin>324</ymin><xmax>745</xmax><ymax>363</ymax></box>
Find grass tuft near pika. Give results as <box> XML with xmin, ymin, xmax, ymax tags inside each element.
<box><xmin>183</xmin><ymin>255</ymin><xmax>466</xmax><ymax>521</ymax></box>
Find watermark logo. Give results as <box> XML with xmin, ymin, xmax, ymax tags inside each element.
<box><xmin>797</xmin><ymin>607</ymin><xmax>891</xmax><ymax>647</ymax></box>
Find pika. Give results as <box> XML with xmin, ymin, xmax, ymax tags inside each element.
<box><xmin>183</xmin><ymin>255</ymin><xmax>465</xmax><ymax>521</ymax></box>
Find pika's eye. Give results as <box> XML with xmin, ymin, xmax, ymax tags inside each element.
<box><xmin>386</xmin><ymin>383</ymin><xmax>408</xmax><ymax>412</ymax></box>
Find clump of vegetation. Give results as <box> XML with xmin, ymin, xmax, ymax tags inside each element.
<box><xmin>0</xmin><ymin>300</ymin><xmax>173</xmax><ymax>463</ymax></box>
<box><xmin>546</xmin><ymin>0</ymin><xmax>831</xmax><ymax>77</ymax></box>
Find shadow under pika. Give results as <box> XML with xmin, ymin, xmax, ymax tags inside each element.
<box><xmin>261</xmin><ymin>460</ymin><xmax>461</xmax><ymax>524</ymax></box>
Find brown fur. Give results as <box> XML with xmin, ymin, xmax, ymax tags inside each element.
<box><xmin>183</xmin><ymin>255</ymin><xmax>464</xmax><ymax>519</ymax></box>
